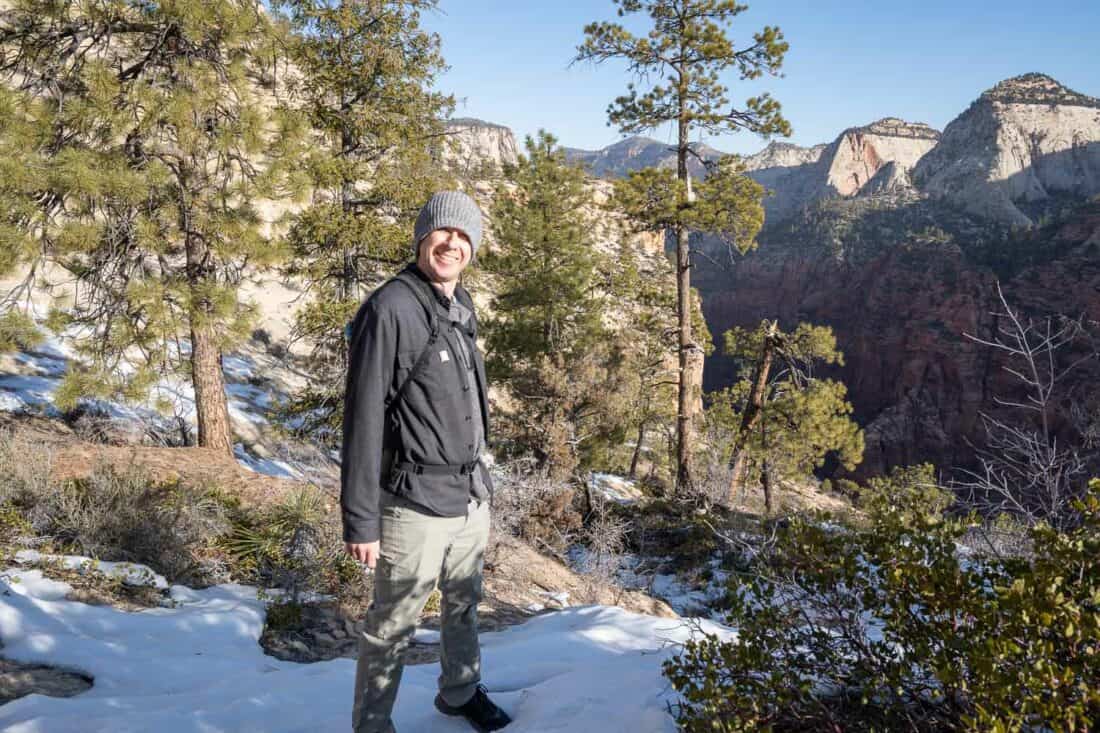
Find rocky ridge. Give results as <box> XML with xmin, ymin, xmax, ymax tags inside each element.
<box><xmin>443</xmin><ymin>117</ymin><xmax>519</xmax><ymax>177</ymax></box>
<box><xmin>739</xmin><ymin>118</ymin><xmax>940</xmax><ymax>221</ymax></box>
<box><xmin>913</xmin><ymin>74</ymin><xmax>1100</xmax><ymax>226</ymax></box>
<box><xmin>563</xmin><ymin>136</ymin><xmax>722</xmax><ymax>180</ymax></box>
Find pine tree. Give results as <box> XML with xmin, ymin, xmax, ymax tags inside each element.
<box><xmin>483</xmin><ymin>131</ymin><xmax>633</xmax><ymax>478</ymax></box>
<box><xmin>270</xmin><ymin>0</ymin><xmax>453</xmax><ymax>442</ymax></box>
<box><xmin>707</xmin><ymin>321</ymin><xmax>864</xmax><ymax>513</ymax></box>
<box><xmin>576</xmin><ymin>0</ymin><xmax>789</xmax><ymax>495</ymax></box>
<box><xmin>0</xmin><ymin>84</ymin><xmax>50</xmax><ymax>354</ymax></box>
<box><xmin>0</xmin><ymin>0</ymin><xmax>310</xmax><ymax>453</ymax></box>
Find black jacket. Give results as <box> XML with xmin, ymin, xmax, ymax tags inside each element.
<box><xmin>340</xmin><ymin>263</ymin><xmax>492</xmax><ymax>544</ymax></box>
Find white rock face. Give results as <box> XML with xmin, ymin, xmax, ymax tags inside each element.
<box><xmin>742</xmin><ymin>120</ymin><xmax>938</xmax><ymax>223</ymax></box>
<box><xmin>913</xmin><ymin>74</ymin><xmax>1100</xmax><ymax>226</ymax></box>
<box><xmin>862</xmin><ymin>160</ymin><xmax>912</xmax><ymax>196</ymax></box>
<box><xmin>821</xmin><ymin>119</ymin><xmax>940</xmax><ymax>196</ymax></box>
<box><xmin>443</xmin><ymin>118</ymin><xmax>519</xmax><ymax>176</ymax></box>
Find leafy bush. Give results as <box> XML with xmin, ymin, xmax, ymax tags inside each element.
<box><xmin>664</xmin><ymin>470</ymin><xmax>1100</xmax><ymax>732</ymax></box>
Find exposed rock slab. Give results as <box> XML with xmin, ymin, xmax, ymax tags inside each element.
<box><xmin>913</xmin><ymin>74</ymin><xmax>1100</xmax><ymax>226</ymax></box>
<box><xmin>0</xmin><ymin>658</ymin><xmax>93</xmax><ymax>705</ymax></box>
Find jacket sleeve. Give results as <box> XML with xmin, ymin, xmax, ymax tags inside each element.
<box><xmin>340</xmin><ymin>295</ymin><xmax>397</xmax><ymax>544</ymax></box>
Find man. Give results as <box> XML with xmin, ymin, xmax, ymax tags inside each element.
<box><xmin>341</xmin><ymin>191</ymin><xmax>512</xmax><ymax>733</ymax></box>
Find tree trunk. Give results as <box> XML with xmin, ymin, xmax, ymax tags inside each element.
<box><xmin>760</xmin><ymin>415</ymin><xmax>776</xmax><ymax>515</ymax></box>
<box><xmin>190</xmin><ymin>320</ymin><xmax>233</xmax><ymax>455</ymax></box>
<box><xmin>185</xmin><ymin>215</ymin><xmax>233</xmax><ymax>456</ymax></box>
<box><xmin>761</xmin><ymin>457</ymin><xmax>773</xmax><ymax>516</ymax></box>
<box><xmin>674</xmin><ymin>99</ymin><xmax>695</xmax><ymax>496</ymax></box>
<box><xmin>728</xmin><ymin>321</ymin><xmax>779</xmax><ymax>503</ymax></box>
<box><xmin>629</xmin><ymin>420</ymin><xmax>647</xmax><ymax>480</ymax></box>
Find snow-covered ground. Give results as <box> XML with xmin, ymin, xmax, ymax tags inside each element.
<box><xmin>0</xmin><ymin>557</ymin><xmax>734</xmax><ymax>733</ymax></box>
<box><xmin>587</xmin><ymin>473</ymin><xmax>648</xmax><ymax>506</ymax></box>
<box><xmin>0</xmin><ymin>332</ymin><xmax>307</xmax><ymax>481</ymax></box>
<box><xmin>568</xmin><ymin>546</ymin><xmax>733</xmax><ymax>620</ymax></box>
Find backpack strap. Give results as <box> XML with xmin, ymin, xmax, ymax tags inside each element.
<box><xmin>383</xmin><ymin>270</ymin><xmax>440</xmax><ymax>411</ymax></box>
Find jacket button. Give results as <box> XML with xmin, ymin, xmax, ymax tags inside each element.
<box><xmin>463</xmin><ymin>386</ymin><xmax>470</xmax><ymax>392</ymax></box>
<box><xmin>465</xmin><ymin>415</ymin><xmax>471</xmax><ymax>422</ymax></box>
<box><xmin>468</xmin><ymin>444</ymin><xmax>474</xmax><ymax>450</ymax></box>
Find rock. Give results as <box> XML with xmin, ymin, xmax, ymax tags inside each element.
<box><xmin>741</xmin><ymin>118</ymin><xmax>940</xmax><ymax>222</ymax></box>
<box><xmin>310</xmin><ymin>631</ymin><xmax>337</xmax><ymax>646</ymax></box>
<box><xmin>913</xmin><ymin>73</ymin><xmax>1100</xmax><ymax>226</ymax></box>
<box><xmin>0</xmin><ymin>658</ymin><xmax>94</xmax><ymax>704</ymax></box>
<box><xmin>443</xmin><ymin>118</ymin><xmax>519</xmax><ymax>176</ymax></box>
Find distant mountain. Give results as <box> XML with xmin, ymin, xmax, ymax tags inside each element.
<box><xmin>562</xmin><ymin>136</ymin><xmax>724</xmax><ymax>179</ymax></box>
<box><xmin>740</xmin><ymin>118</ymin><xmax>940</xmax><ymax>222</ymax></box>
<box><xmin>561</xmin><ymin>118</ymin><xmax>942</xmax><ymax>224</ymax></box>
<box><xmin>913</xmin><ymin>73</ymin><xmax>1100</xmax><ymax>226</ymax></box>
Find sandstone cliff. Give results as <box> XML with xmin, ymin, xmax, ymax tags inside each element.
<box><xmin>697</xmin><ymin>194</ymin><xmax>1100</xmax><ymax>483</ymax></box>
<box><xmin>913</xmin><ymin>74</ymin><xmax>1100</xmax><ymax>226</ymax></box>
<box><xmin>443</xmin><ymin>117</ymin><xmax>520</xmax><ymax>177</ymax></box>
<box><xmin>740</xmin><ymin>119</ymin><xmax>939</xmax><ymax>223</ymax></box>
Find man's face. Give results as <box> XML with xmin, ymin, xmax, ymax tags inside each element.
<box><xmin>417</xmin><ymin>227</ymin><xmax>472</xmax><ymax>283</ymax></box>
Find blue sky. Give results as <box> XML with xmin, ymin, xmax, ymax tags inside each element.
<box><xmin>422</xmin><ymin>0</ymin><xmax>1100</xmax><ymax>155</ymax></box>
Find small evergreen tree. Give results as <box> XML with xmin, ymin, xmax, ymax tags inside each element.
<box><xmin>707</xmin><ymin>321</ymin><xmax>864</xmax><ymax>512</ymax></box>
<box><xmin>0</xmin><ymin>0</ymin><xmax>310</xmax><ymax>453</ymax></box>
<box><xmin>271</xmin><ymin>0</ymin><xmax>454</xmax><ymax>442</ymax></box>
<box><xmin>576</xmin><ymin>0</ymin><xmax>790</xmax><ymax>494</ymax></box>
<box><xmin>483</xmin><ymin>131</ymin><xmax>634</xmax><ymax>478</ymax></box>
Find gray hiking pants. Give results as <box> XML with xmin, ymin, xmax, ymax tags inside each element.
<box><xmin>351</xmin><ymin>490</ymin><xmax>490</xmax><ymax>733</ymax></box>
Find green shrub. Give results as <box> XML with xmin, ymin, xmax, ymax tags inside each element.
<box><xmin>0</xmin><ymin>430</ymin><xmax>230</xmax><ymax>584</ymax></box>
<box><xmin>664</xmin><ymin>472</ymin><xmax>1100</xmax><ymax>732</ymax></box>
<box><xmin>264</xmin><ymin>598</ymin><xmax>304</xmax><ymax>632</ymax></box>
<box><xmin>224</xmin><ymin>487</ymin><xmax>358</xmax><ymax>603</ymax></box>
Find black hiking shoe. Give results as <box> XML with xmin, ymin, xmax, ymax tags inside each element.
<box><xmin>434</xmin><ymin>684</ymin><xmax>512</xmax><ymax>732</ymax></box>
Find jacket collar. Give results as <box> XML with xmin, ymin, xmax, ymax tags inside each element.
<box><xmin>405</xmin><ymin>262</ymin><xmax>475</xmax><ymax>313</ymax></box>
<box><xmin>403</xmin><ymin>262</ymin><xmax>454</xmax><ymax>308</ymax></box>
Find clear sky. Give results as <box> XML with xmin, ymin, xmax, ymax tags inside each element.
<box><xmin>421</xmin><ymin>0</ymin><xmax>1100</xmax><ymax>155</ymax></box>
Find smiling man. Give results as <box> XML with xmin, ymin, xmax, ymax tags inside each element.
<box><xmin>341</xmin><ymin>191</ymin><xmax>511</xmax><ymax>733</ymax></box>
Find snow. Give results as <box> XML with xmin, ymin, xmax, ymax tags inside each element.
<box><xmin>0</xmin><ymin>555</ymin><xmax>735</xmax><ymax>733</ymax></box>
<box><xmin>13</xmin><ymin>551</ymin><xmax>169</xmax><ymax>590</ymax></box>
<box><xmin>569</xmin><ymin>546</ymin><xmax>733</xmax><ymax>620</ymax></box>
<box><xmin>0</xmin><ymin>332</ymin><xmax>309</xmax><ymax>482</ymax></box>
<box><xmin>588</xmin><ymin>472</ymin><xmax>646</xmax><ymax>506</ymax></box>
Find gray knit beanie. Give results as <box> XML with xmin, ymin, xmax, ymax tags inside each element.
<box><xmin>413</xmin><ymin>191</ymin><xmax>483</xmax><ymax>258</ymax></box>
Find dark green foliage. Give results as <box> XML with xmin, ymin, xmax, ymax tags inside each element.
<box><xmin>0</xmin><ymin>0</ymin><xmax>310</xmax><ymax>417</ymax></box>
<box><xmin>704</xmin><ymin>320</ymin><xmax>863</xmax><ymax>509</ymax></box>
<box><xmin>0</xmin><ymin>310</ymin><xmax>45</xmax><ymax>353</ymax></box>
<box><xmin>482</xmin><ymin>132</ymin><xmax>635</xmax><ymax>478</ymax></box>
<box><xmin>271</xmin><ymin>0</ymin><xmax>454</xmax><ymax>444</ymax></box>
<box><xmin>577</xmin><ymin>1</ymin><xmax>790</xmax><ymax>140</ymax></box>
<box><xmin>664</xmin><ymin>468</ymin><xmax>1100</xmax><ymax>732</ymax></box>
<box><xmin>225</xmin><ymin>487</ymin><xmax>359</xmax><ymax>604</ymax></box>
